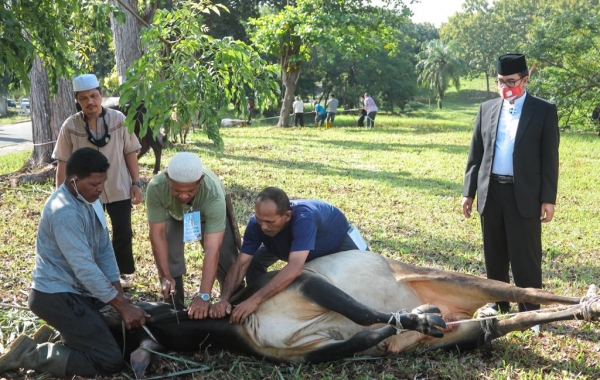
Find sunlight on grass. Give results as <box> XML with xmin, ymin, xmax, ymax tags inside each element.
<box><xmin>0</xmin><ymin>151</ymin><xmax>30</xmax><ymax>174</ymax></box>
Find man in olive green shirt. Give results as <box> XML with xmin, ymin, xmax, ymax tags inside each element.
<box><xmin>145</xmin><ymin>152</ymin><xmax>237</xmax><ymax>317</ymax></box>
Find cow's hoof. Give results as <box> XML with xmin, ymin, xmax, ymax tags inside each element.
<box><xmin>477</xmin><ymin>304</ymin><xmax>499</xmax><ymax>319</ymax></box>
<box><xmin>393</xmin><ymin>312</ymin><xmax>446</xmax><ymax>338</ymax></box>
<box><xmin>130</xmin><ymin>347</ymin><xmax>152</xmax><ymax>379</ymax></box>
<box><xmin>416</xmin><ymin>314</ymin><xmax>446</xmax><ymax>338</ymax></box>
<box><xmin>412</xmin><ymin>304</ymin><xmax>440</xmax><ymax>314</ymax></box>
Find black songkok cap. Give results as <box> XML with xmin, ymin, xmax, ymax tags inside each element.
<box><xmin>497</xmin><ymin>54</ymin><xmax>528</xmax><ymax>75</ymax></box>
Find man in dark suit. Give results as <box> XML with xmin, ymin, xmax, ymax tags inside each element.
<box><xmin>461</xmin><ymin>54</ymin><xmax>560</xmax><ymax>313</ymax></box>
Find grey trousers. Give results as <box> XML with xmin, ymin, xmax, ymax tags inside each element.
<box><xmin>166</xmin><ymin>213</ymin><xmax>239</xmax><ymax>309</ymax></box>
<box><xmin>28</xmin><ymin>289</ymin><xmax>123</xmax><ymax>376</ymax></box>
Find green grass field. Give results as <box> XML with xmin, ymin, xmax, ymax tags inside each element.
<box><xmin>1</xmin><ymin>86</ymin><xmax>599</xmax><ymax>379</ymax></box>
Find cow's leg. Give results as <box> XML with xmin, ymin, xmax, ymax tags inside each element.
<box><xmin>427</xmin><ymin>287</ymin><xmax>600</xmax><ymax>351</ymax></box>
<box><xmin>296</xmin><ymin>272</ymin><xmax>445</xmax><ymax>337</ymax></box>
<box><xmin>148</xmin><ymin>137</ymin><xmax>162</xmax><ymax>174</ymax></box>
<box><xmin>130</xmin><ymin>337</ymin><xmax>164</xmax><ymax>379</ymax></box>
<box><xmin>394</xmin><ymin>261</ymin><xmax>580</xmax><ymax>320</ymax></box>
<box><xmin>302</xmin><ymin>325</ymin><xmax>398</xmax><ymax>363</ymax></box>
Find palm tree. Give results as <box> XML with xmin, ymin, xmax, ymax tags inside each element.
<box><xmin>416</xmin><ymin>40</ymin><xmax>463</xmax><ymax>109</ymax></box>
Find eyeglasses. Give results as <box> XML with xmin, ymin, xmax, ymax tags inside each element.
<box><xmin>495</xmin><ymin>77</ymin><xmax>524</xmax><ymax>88</ymax></box>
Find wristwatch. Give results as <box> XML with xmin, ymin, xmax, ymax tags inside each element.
<box><xmin>196</xmin><ymin>292</ymin><xmax>211</xmax><ymax>302</ymax></box>
<box><xmin>132</xmin><ymin>181</ymin><xmax>142</xmax><ymax>187</ymax></box>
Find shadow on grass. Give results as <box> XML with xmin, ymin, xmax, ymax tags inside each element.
<box><xmin>222</xmin><ymin>153</ymin><xmax>460</xmax><ymax>197</ymax></box>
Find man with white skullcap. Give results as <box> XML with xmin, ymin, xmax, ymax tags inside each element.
<box><xmin>53</xmin><ymin>74</ymin><xmax>142</xmax><ymax>289</ymax></box>
<box><xmin>461</xmin><ymin>54</ymin><xmax>559</xmax><ymax>314</ymax></box>
<box><xmin>145</xmin><ymin>152</ymin><xmax>238</xmax><ymax>318</ymax></box>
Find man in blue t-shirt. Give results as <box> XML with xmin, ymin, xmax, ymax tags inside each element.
<box><xmin>209</xmin><ymin>187</ymin><xmax>368</xmax><ymax>324</ymax></box>
<box><xmin>314</xmin><ymin>101</ymin><xmax>327</xmax><ymax>128</ymax></box>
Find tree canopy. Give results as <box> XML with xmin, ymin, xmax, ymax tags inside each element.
<box><xmin>118</xmin><ymin>1</ymin><xmax>279</xmax><ymax>150</ymax></box>
<box><xmin>247</xmin><ymin>0</ymin><xmax>412</xmax><ymax>126</ymax></box>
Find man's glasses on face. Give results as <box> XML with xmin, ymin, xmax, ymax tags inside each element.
<box><xmin>495</xmin><ymin>77</ymin><xmax>525</xmax><ymax>88</ymax></box>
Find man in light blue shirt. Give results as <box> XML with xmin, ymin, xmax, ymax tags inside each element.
<box><xmin>0</xmin><ymin>148</ymin><xmax>148</xmax><ymax>377</ymax></box>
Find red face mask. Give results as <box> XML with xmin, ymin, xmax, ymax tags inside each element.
<box><xmin>500</xmin><ymin>85</ymin><xmax>523</xmax><ymax>102</ymax></box>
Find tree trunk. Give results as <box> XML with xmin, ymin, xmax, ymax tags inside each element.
<box><xmin>0</xmin><ymin>95</ymin><xmax>6</xmax><ymax>117</ymax></box>
<box><xmin>110</xmin><ymin>0</ymin><xmax>142</xmax><ymax>85</ymax></box>
<box><xmin>485</xmin><ymin>71</ymin><xmax>491</xmax><ymax>98</ymax></box>
<box><xmin>29</xmin><ymin>57</ymin><xmax>53</xmax><ymax>167</ymax></box>
<box><xmin>51</xmin><ymin>78</ymin><xmax>76</xmax><ymax>138</ymax></box>
<box><xmin>277</xmin><ymin>66</ymin><xmax>300</xmax><ymax>127</ymax></box>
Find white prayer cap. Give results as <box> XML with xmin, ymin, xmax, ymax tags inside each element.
<box><xmin>167</xmin><ymin>152</ymin><xmax>204</xmax><ymax>183</ymax></box>
<box><xmin>73</xmin><ymin>74</ymin><xmax>100</xmax><ymax>92</ymax></box>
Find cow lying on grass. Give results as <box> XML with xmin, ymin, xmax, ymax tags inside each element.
<box><xmin>103</xmin><ymin>249</ymin><xmax>599</xmax><ymax>378</ymax></box>
<box><xmin>221</xmin><ymin>118</ymin><xmax>250</xmax><ymax>127</ymax></box>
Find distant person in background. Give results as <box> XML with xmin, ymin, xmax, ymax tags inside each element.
<box><xmin>363</xmin><ymin>93</ymin><xmax>378</xmax><ymax>129</ymax></box>
<box><xmin>293</xmin><ymin>96</ymin><xmax>304</xmax><ymax>127</ymax></box>
<box><xmin>326</xmin><ymin>94</ymin><xmax>339</xmax><ymax>128</ymax></box>
<box><xmin>53</xmin><ymin>73</ymin><xmax>142</xmax><ymax>289</ymax></box>
<box><xmin>461</xmin><ymin>53</ymin><xmax>559</xmax><ymax>314</ymax></box>
<box><xmin>314</xmin><ymin>101</ymin><xmax>327</xmax><ymax>128</ymax></box>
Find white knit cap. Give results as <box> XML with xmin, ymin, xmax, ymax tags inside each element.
<box><xmin>167</xmin><ymin>152</ymin><xmax>204</xmax><ymax>183</ymax></box>
<box><xmin>73</xmin><ymin>74</ymin><xmax>100</xmax><ymax>92</ymax></box>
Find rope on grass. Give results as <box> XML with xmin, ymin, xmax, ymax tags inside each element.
<box><xmin>0</xmin><ymin>303</ymin><xmax>30</xmax><ymax>310</ymax></box>
<box><xmin>445</xmin><ymin>304</ymin><xmax>582</xmax><ymax>327</ymax></box>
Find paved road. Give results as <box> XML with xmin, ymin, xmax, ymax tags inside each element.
<box><xmin>0</xmin><ymin>121</ymin><xmax>33</xmax><ymax>156</ymax></box>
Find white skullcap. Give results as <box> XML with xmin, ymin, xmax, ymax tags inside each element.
<box><xmin>167</xmin><ymin>152</ymin><xmax>204</xmax><ymax>183</ymax></box>
<box><xmin>73</xmin><ymin>74</ymin><xmax>100</xmax><ymax>92</ymax></box>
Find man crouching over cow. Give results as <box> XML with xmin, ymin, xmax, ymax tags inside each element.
<box><xmin>145</xmin><ymin>152</ymin><xmax>238</xmax><ymax>315</ymax></box>
<box><xmin>210</xmin><ymin>187</ymin><xmax>368</xmax><ymax>323</ymax></box>
<box><xmin>0</xmin><ymin>148</ymin><xmax>149</xmax><ymax>377</ymax></box>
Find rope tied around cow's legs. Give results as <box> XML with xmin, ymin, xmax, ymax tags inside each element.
<box><xmin>388</xmin><ymin>309</ymin><xmax>409</xmax><ymax>334</ymax></box>
<box><xmin>581</xmin><ymin>295</ymin><xmax>600</xmax><ymax>322</ymax></box>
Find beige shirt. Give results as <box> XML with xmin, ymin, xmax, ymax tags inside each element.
<box><xmin>52</xmin><ymin>108</ymin><xmax>141</xmax><ymax>204</ymax></box>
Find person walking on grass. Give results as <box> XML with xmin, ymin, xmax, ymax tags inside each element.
<box><xmin>326</xmin><ymin>94</ymin><xmax>339</xmax><ymax>128</ymax></box>
<box><xmin>293</xmin><ymin>96</ymin><xmax>304</xmax><ymax>127</ymax></box>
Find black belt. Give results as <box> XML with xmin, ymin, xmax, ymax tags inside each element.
<box><xmin>490</xmin><ymin>174</ymin><xmax>514</xmax><ymax>184</ymax></box>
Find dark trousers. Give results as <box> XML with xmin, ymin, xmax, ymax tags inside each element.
<box><xmin>481</xmin><ymin>180</ymin><xmax>542</xmax><ymax>312</ymax></box>
<box><xmin>366</xmin><ymin>112</ymin><xmax>377</xmax><ymax>128</ymax></box>
<box><xmin>105</xmin><ymin>199</ymin><xmax>135</xmax><ymax>274</ymax></box>
<box><xmin>28</xmin><ymin>290</ymin><xmax>123</xmax><ymax>376</ymax></box>
<box><xmin>166</xmin><ymin>214</ymin><xmax>239</xmax><ymax>309</ymax></box>
<box><xmin>246</xmin><ymin>234</ymin><xmax>361</xmax><ymax>285</ymax></box>
<box><xmin>326</xmin><ymin>112</ymin><xmax>336</xmax><ymax>123</ymax></box>
<box><xmin>294</xmin><ymin>113</ymin><xmax>304</xmax><ymax>127</ymax></box>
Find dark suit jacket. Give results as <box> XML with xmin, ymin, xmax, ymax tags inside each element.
<box><xmin>463</xmin><ymin>94</ymin><xmax>560</xmax><ymax>218</ymax></box>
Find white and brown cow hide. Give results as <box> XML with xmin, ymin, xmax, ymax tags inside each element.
<box><xmin>106</xmin><ymin>250</ymin><xmax>600</xmax><ymax>378</ymax></box>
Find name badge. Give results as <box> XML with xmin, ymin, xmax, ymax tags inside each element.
<box><xmin>183</xmin><ymin>211</ymin><xmax>202</xmax><ymax>242</ymax></box>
